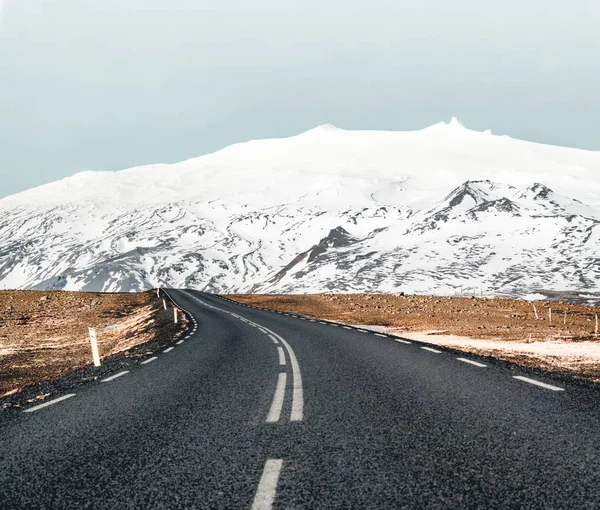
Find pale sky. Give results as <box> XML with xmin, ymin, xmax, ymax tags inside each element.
<box><xmin>0</xmin><ymin>0</ymin><xmax>599</xmax><ymax>198</ymax></box>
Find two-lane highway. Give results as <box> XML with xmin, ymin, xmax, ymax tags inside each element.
<box><xmin>2</xmin><ymin>290</ymin><xmax>600</xmax><ymax>508</ymax></box>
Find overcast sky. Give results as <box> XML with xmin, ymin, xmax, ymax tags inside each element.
<box><xmin>1</xmin><ymin>0</ymin><xmax>599</xmax><ymax>198</ymax></box>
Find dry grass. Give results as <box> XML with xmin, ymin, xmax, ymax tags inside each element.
<box><xmin>0</xmin><ymin>290</ymin><xmax>186</xmax><ymax>396</ymax></box>
<box><xmin>225</xmin><ymin>293</ymin><xmax>600</xmax><ymax>381</ymax></box>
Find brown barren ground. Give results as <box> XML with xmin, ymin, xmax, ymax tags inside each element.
<box><xmin>225</xmin><ymin>293</ymin><xmax>600</xmax><ymax>382</ymax></box>
<box><xmin>0</xmin><ymin>290</ymin><xmax>186</xmax><ymax>396</ymax></box>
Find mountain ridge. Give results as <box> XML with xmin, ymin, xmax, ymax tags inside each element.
<box><xmin>1</xmin><ymin>121</ymin><xmax>600</xmax><ymax>300</ymax></box>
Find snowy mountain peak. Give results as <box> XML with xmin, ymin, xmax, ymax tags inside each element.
<box><xmin>301</xmin><ymin>123</ymin><xmax>344</xmax><ymax>135</ymax></box>
<box><xmin>516</xmin><ymin>182</ymin><xmax>555</xmax><ymax>201</ymax></box>
<box><xmin>318</xmin><ymin>226</ymin><xmax>356</xmax><ymax>248</ymax></box>
<box><xmin>469</xmin><ymin>197</ymin><xmax>521</xmax><ymax>216</ymax></box>
<box><xmin>448</xmin><ymin>116</ymin><xmax>464</xmax><ymax>128</ymax></box>
<box><xmin>422</xmin><ymin>116</ymin><xmax>470</xmax><ymax>133</ymax></box>
<box><xmin>441</xmin><ymin>180</ymin><xmax>515</xmax><ymax>211</ymax></box>
<box><xmin>2</xmin><ymin>123</ymin><xmax>600</xmax><ymax>298</ymax></box>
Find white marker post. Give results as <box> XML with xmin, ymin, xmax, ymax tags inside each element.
<box><xmin>88</xmin><ymin>327</ymin><xmax>101</xmax><ymax>367</ymax></box>
<box><xmin>533</xmin><ymin>305</ymin><xmax>539</xmax><ymax>320</ymax></box>
<box><xmin>596</xmin><ymin>314</ymin><xmax>598</xmax><ymax>338</ymax></box>
<box><xmin>564</xmin><ymin>310</ymin><xmax>567</xmax><ymax>325</ymax></box>
<box><xmin>549</xmin><ymin>308</ymin><xmax>552</xmax><ymax>323</ymax></box>
<box><xmin>174</xmin><ymin>307</ymin><xmax>178</xmax><ymax>324</ymax></box>
<box><xmin>163</xmin><ymin>299</ymin><xmax>167</xmax><ymax>310</ymax></box>
<box><xmin>156</xmin><ymin>288</ymin><xmax>160</xmax><ymax>297</ymax></box>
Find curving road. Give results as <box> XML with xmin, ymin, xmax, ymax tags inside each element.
<box><xmin>2</xmin><ymin>290</ymin><xmax>600</xmax><ymax>508</ymax></box>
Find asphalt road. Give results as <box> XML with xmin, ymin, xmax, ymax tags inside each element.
<box><xmin>2</xmin><ymin>289</ymin><xmax>600</xmax><ymax>509</ymax></box>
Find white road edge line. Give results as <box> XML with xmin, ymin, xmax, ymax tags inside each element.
<box><xmin>266</xmin><ymin>373</ymin><xmax>287</xmax><ymax>423</ymax></box>
<box><xmin>268</xmin><ymin>334</ymin><xmax>279</xmax><ymax>344</ymax></box>
<box><xmin>141</xmin><ymin>356</ymin><xmax>158</xmax><ymax>365</ymax></box>
<box><xmin>24</xmin><ymin>394</ymin><xmax>76</xmax><ymax>413</ymax></box>
<box><xmin>513</xmin><ymin>376</ymin><xmax>564</xmax><ymax>392</ymax></box>
<box><xmin>395</xmin><ymin>339</ymin><xmax>412</xmax><ymax>344</ymax></box>
<box><xmin>277</xmin><ymin>346</ymin><xmax>286</xmax><ymax>365</ymax></box>
<box><xmin>251</xmin><ymin>459</ymin><xmax>284</xmax><ymax>510</ymax></box>
<box><xmin>374</xmin><ymin>333</ymin><xmax>387</xmax><ymax>337</ymax></box>
<box><xmin>421</xmin><ymin>346</ymin><xmax>442</xmax><ymax>353</ymax></box>
<box><xmin>342</xmin><ymin>326</ymin><xmax>352</xmax><ymax>330</ymax></box>
<box><xmin>176</xmin><ymin>340</ymin><xmax>184</xmax><ymax>345</ymax></box>
<box><xmin>457</xmin><ymin>357</ymin><xmax>487</xmax><ymax>368</ymax></box>
<box><xmin>163</xmin><ymin>347</ymin><xmax>175</xmax><ymax>353</ymax></box>
<box><xmin>101</xmin><ymin>371</ymin><xmax>129</xmax><ymax>383</ymax></box>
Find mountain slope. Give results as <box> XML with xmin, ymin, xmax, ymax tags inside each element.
<box><xmin>1</xmin><ymin>119</ymin><xmax>600</xmax><ymax>298</ymax></box>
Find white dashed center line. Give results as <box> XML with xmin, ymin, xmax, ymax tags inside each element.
<box><xmin>182</xmin><ymin>291</ymin><xmax>304</xmax><ymax>422</ymax></box>
<box><xmin>274</xmin><ymin>333</ymin><xmax>304</xmax><ymax>422</ymax></box>
<box><xmin>266</xmin><ymin>373</ymin><xmax>287</xmax><ymax>423</ymax></box>
<box><xmin>101</xmin><ymin>371</ymin><xmax>129</xmax><ymax>383</ymax></box>
<box><xmin>163</xmin><ymin>347</ymin><xmax>175</xmax><ymax>353</ymax></box>
<box><xmin>513</xmin><ymin>376</ymin><xmax>564</xmax><ymax>391</ymax></box>
<box><xmin>374</xmin><ymin>333</ymin><xmax>387</xmax><ymax>337</ymax></box>
<box><xmin>251</xmin><ymin>459</ymin><xmax>284</xmax><ymax>510</ymax></box>
<box><xmin>457</xmin><ymin>358</ymin><xmax>487</xmax><ymax>368</ymax></box>
<box><xmin>395</xmin><ymin>338</ymin><xmax>412</xmax><ymax>344</ymax></box>
<box><xmin>176</xmin><ymin>340</ymin><xmax>184</xmax><ymax>345</ymax></box>
<box><xmin>277</xmin><ymin>346</ymin><xmax>286</xmax><ymax>365</ymax></box>
<box><xmin>141</xmin><ymin>356</ymin><xmax>158</xmax><ymax>365</ymax></box>
<box><xmin>421</xmin><ymin>347</ymin><xmax>442</xmax><ymax>354</ymax></box>
<box><xmin>24</xmin><ymin>394</ymin><xmax>76</xmax><ymax>413</ymax></box>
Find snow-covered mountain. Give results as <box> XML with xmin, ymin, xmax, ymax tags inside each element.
<box><xmin>1</xmin><ymin>118</ymin><xmax>600</xmax><ymax>299</ymax></box>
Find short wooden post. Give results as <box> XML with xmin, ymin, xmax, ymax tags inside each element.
<box><xmin>88</xmin><ymin>327</ymin><xmax>101</xmax><ymax>367</ymax></box>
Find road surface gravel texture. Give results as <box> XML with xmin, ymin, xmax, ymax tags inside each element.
<box><xmin>1</xmin><ymin>290</ymin><xmax>600</xmax><ymax>508</ymax></box>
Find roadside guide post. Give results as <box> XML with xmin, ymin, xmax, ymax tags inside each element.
<box><xmin>174</xmin><ymin>307</ymin><xmax>178</xmax><ymax>324</ymax></box>
<box><xmin>88</xmin><ymin>327</ymin><xmax>101</xmax><ymax>367</ymax></box>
